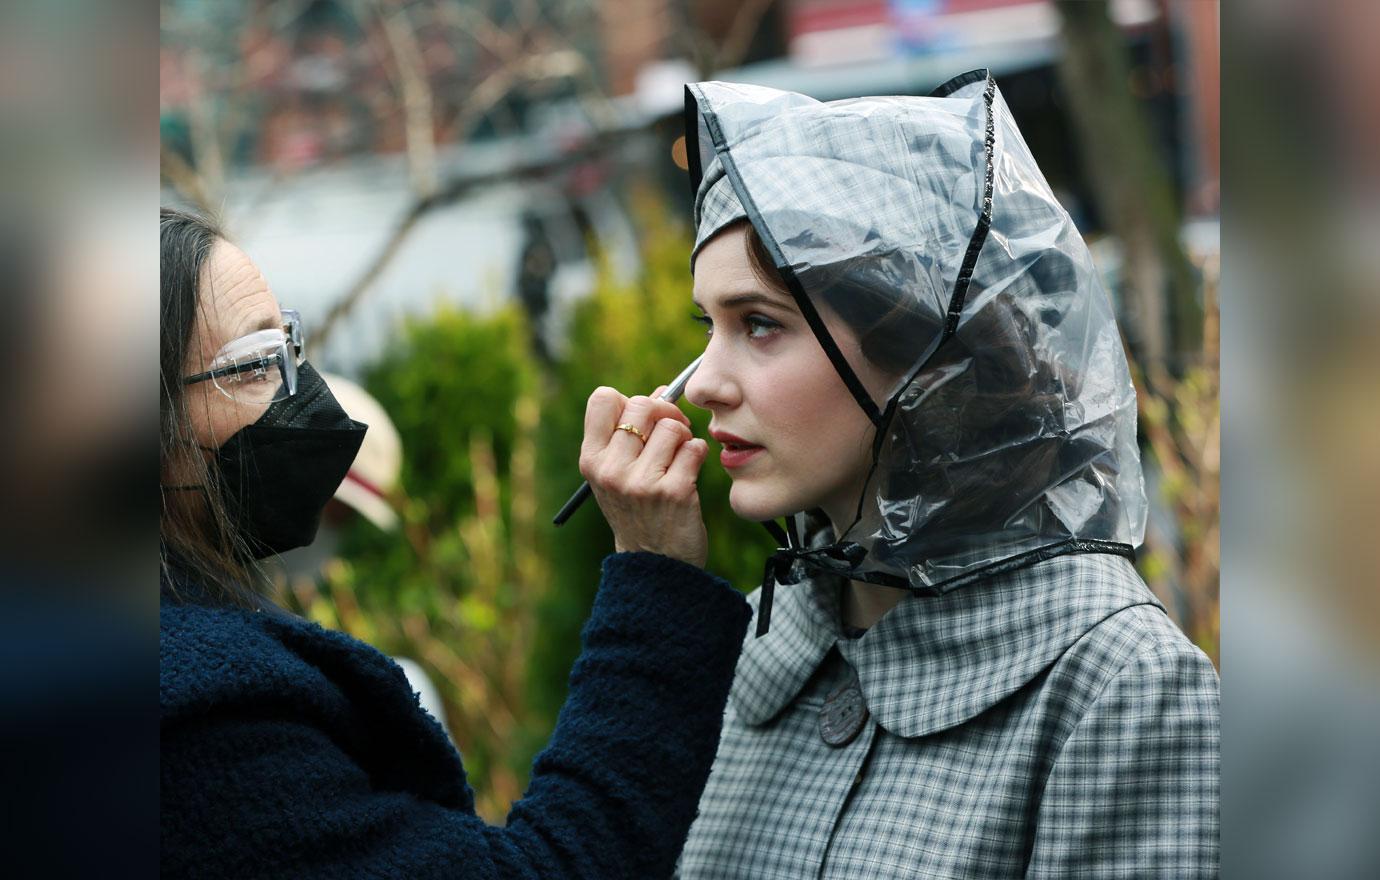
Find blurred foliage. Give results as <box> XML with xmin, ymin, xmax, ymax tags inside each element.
<box><xmin>1132</xmin><ymin>255</ymin><xmax>1221</xmax><ymax>666</ymax></box>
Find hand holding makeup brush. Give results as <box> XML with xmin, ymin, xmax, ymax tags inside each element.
<box><xmin>578</xmin><ymin>385</ymin><xmax>710</xmax><ymax>568</ymax></box>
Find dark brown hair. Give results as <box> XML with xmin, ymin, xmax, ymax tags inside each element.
<box><xmin>160</xmin><ymin>207</ymin><xmax>264</xmax><ymax>605</ymax></box>
<box><xmin>736</xmin><ymin>221</ymin><xmax>921</xmax><ymax>377</ymax></box>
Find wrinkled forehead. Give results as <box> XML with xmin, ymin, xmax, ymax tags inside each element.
<box><xmin>192</xmin><ymin>240</ymin><xmax>281</xmax><ymax>365</ymax></box>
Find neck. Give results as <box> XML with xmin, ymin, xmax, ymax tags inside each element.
<box><xmin>842</xmin><ymin>578</ymin><xmax>907</xmax><ymax>629</ymax></box>
<box><xmin>822</xmin><ymin>504</ymin><xmax>907</xmax><ymax>631</ymax></box>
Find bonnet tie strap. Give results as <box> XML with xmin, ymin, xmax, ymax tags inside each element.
<box><xmin>755</xmin><ymin>547</ymin><xmax>801</xmax><ymax>638</ymax></box>
<box><xmin>755</xmin><ymin>517</ymin><xmax>795</xmax><ymax>637</ymax></box>
<box><xmin>754</xmin><ymin>539</ymin><xmax>868</xmax><ymax>638</ymax></box>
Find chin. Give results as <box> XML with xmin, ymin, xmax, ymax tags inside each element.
<box><xmin>728</xmin><ymin>483</ymin><xmax>797</xmax><ymax>523</ymax></box>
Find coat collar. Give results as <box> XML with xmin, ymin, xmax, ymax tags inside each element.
<box><xmin>730</xmin><ymin>552</ymin><xmax>1161</xmax><ymax>738</ymax></box>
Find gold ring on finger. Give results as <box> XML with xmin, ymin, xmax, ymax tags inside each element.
<box><xmin>614</xmin><ymin>423</ymin><xmax>648</xmax><ymax>445</ymax></box>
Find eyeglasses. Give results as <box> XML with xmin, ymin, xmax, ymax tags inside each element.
<box><xmin>281</xmin><ymin>308</ymin><xmax>303</xmax><ymax>361</ymax></box>
<box><xmin>183</xmin><ymin>309</ymin><xmax>306</xmax><ymax>405</ymax></box>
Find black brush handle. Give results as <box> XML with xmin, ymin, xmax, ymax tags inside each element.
<box><xmin>552</xmin><ymin>481</ymin><xmax>592</xmax><ymax>526</ymax></box>
<box><xmin>551</xmin><ymin>354</ymin><xmax>703</xmax><ymax>528</ymax></box>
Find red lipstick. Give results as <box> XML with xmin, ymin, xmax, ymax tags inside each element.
<box><xmin>710</xmin><ymin>430</ymin><xmax>764</xmax><ymax>469</ymax></box>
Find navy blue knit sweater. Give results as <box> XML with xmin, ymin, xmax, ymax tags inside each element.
<box><xmin>160</xmin><ymin>552</ymin><xmax>750</xmax><ymax>879</ymax></box>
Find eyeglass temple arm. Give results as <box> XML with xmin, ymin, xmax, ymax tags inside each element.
<box><xmin>182</xmin><ymin>354</ymin><xmax>282</xmax><ymax>386</ymax></box>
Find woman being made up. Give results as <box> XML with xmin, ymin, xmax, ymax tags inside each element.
<box><xmin>159</xmin><ymin>207</ymin><xmax>750</xmax><ymax>879</ymax></box>
<box><xmin>674</xmin><ymin>71</ymin><xmax>1219</xmax><ymax>878</ymax></box>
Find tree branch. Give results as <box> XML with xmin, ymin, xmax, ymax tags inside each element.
<box><xmin>716</xmin><ymin>0</ymin><xmax>776</xmax><ymax>73</ymax></box>
<box><xmin>313</xmin><ymin>126</ymin><xmax>614</xmax><ymax>348</ymax></box>
<box><xmin>370</xmin><ymin>0</ymin><xmax>439</xmax><ymax>198</ymax></box>
<box><xmin>1054</xmin><ymin>0</ymin><xmax>1202</xmax><ymax>372</ymax></box>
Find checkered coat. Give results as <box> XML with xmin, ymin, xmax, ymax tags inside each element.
<box><xmin>677</xmin><ymin>553</ymin><xmax>1219</xmax><ymax>879</ymax></box>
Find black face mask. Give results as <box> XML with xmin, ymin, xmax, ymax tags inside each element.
<box><xmin>213</xmin><ymin>362</ymin><xmax>367</xmax><ymax>558</ymax></box>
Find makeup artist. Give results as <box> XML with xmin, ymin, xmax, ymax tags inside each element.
<box><xmin>159</xmin><ymin>207</ymin><xmax>748</xmax><ymax>880</ymax></box>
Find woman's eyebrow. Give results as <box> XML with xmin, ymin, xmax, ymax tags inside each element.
<box><xmin>692</xmin><ymin>292</ymin><xmax>794</xmax><ymax>312</ymax></box>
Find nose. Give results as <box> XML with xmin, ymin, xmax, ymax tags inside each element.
<box><xmin>685</xmin><ymin>335</ymin><xmax>740</xmax><ymax>413</ymax></box>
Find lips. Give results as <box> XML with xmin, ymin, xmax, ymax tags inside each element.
<box><xmin>710</xmin><ymin>429</ymin><xmax>764</xmax><ymax>470</ymax></box>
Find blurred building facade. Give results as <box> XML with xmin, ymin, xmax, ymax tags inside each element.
<box><xmin>160</xmin><ymin>0</ymin><xmax>1218</xmax><ymax>374</ymax></box>
<box><xmin>162</xmin><ymin>1</ymin><xmax>1217</xmax><ymax>197</ymax></box>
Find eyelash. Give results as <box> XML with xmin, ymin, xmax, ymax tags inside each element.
<box><xmin>692</xmin><ymin>312</ymin><xmax>782</xmax><ymax>340</ymax></box>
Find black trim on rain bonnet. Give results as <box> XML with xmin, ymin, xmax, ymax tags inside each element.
<box><xmin>684</xmin><ymin>70</ymin><xmax>1145</xmax><ymax>636</ymax></box>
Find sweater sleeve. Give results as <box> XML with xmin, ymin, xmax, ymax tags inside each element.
<box><xmin>160</xmin><ymin>552</ymin><xmax>750</xmax><ymax>880</ymax></box>
<box><xmin>1024</xmin><ymin>642</ymin><xmax>1220</xmax><ymax>880</ymax></box>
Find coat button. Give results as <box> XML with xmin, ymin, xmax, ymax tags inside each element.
<box><xmin>819</xmin><ymin>667</ymin><xmax>868</xmax><ymax>747</ymax></box>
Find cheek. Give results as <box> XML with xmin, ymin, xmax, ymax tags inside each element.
<box><xmin>183</xmin><ymin>384</ymin><xmax>269</xmax><ymax>449</ymax></box>
<box><xmin>751</xmin><ymin>357</ymin><xmax>865</xmax><ymax>463</ymax></box>
<box><xmin>746</xmin><ymin>369</ymin><xmax>820</xmax><ymax>437</ymax></box>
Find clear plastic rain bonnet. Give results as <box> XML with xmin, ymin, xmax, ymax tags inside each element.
<box><xmin>685</xmin><ymin>71</ymin><xmax>1147</xmax><ymax>635</ymax></box>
